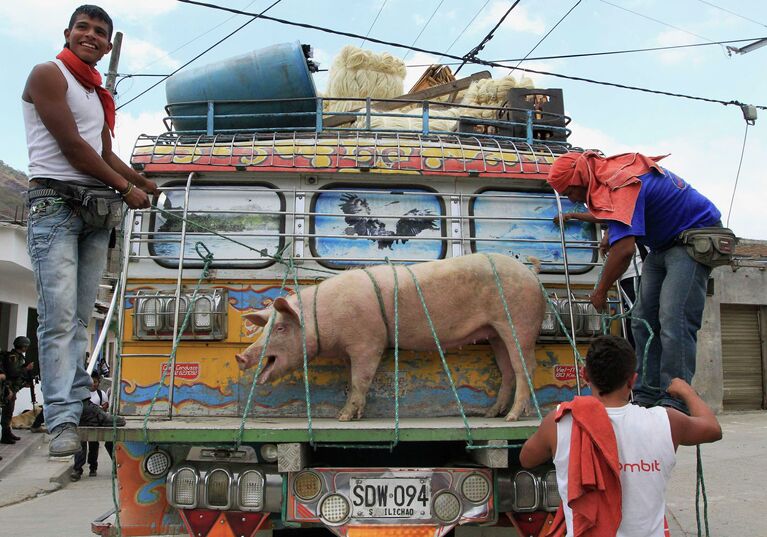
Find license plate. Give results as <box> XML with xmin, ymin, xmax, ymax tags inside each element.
<box><xmin>350</xmin><ymin>478</ymin><xmax>431</xmax><ymax>519</ymax></box>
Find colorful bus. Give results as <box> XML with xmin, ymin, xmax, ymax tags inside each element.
<box><xmin>86</xmin><ymin>83</ymin><xmax>615</xmax><ymax>537</ymax></box>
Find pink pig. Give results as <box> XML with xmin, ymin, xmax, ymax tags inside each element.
<box><xmin>236</xmin><ymin>253</ymin><xmax>545</xmax><ymax>421</ymax></box>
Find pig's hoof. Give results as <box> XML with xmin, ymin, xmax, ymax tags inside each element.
<box><xmin>338</xmin><ymin>405</ymin><xmax>362</xmax><ymax>421</ymax></box>
<box><xmin>483</xmin><ymin>403</ymin><xmax>504</xmax><ymax>418</ymax></box>
<box><xmin>504</xmin><ymin>411</ymin><xmax>521</xmax><ymax>422</ymax></box>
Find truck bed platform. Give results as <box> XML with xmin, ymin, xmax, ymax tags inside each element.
<box><xmin>82</xmin><ymin>416</ymin><xmax>541</xmax><ymax>443</ymax></box>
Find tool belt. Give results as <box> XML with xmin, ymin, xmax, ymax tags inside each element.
<box><xmin>677</xmin><ymin>226</ymin><xmax>737</xmax><ymax>268</ymax></box>
<box><xmin>29</xmin><ymin>179</ymin><xmax>123</xmax><ymax>230</ymax></box>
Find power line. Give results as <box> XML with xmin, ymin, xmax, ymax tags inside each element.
<box><xmin>725</xmin><ymin>123</ymin><xmax>750</xmax><ymax>228</ymax></box>
<box><xmin>116</xmin><ymin>0</ymin><xmax>282</xmax><ymax>110</ymax></box>
<box><xmin>136</xmin><ymin>0</ymin><xmax>261</xmax><ymax>73</ymax></box>
<box><xmin>360</xmin><ymin>0</ymin><xmax>388</xmax><ymax>47</ymax></box>
<box><xmin>509</xmin><ymin>0</ymin><xmax>581</xmax><ymax>73</ymax></box>
<box><xmin>173</xmin><ymin>0</ymin><xmax>766</xmax><ymax>110</ymax></box>
<box><xmin>403</xmin><ymin>0</ymin><xmax>445</xmax><ymax>61</ymax></box>
<box><xmin>695</xmin><ymin>0</ymin><xmax>767</xmax><ymax>29</ymax></box>
<box><xmin>115</xmin><ymin>35</ymin><xmax>766</xmax><ymax>80</ymax></box>
<box><xmin>437</xmin><ymin>0</ymin><xmax>491</xmax><ymax>63</ymax></box>
<box><xmin>455</xmin><ymin>0</ymin><xmax>522</xmax><ymax>74</ymax></box>
<box><xmin>598</xmin><ymin>0</ymin><xmax>716</xmax><ymax>43</ymax></box>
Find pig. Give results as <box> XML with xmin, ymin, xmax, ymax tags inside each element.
<box><xmin>236</xmin><ymin>253</ymin><xmax>545</xmax><ymax>421</ymax></box>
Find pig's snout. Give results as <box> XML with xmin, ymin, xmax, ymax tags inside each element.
<box><xmin>235</xmin><ymin>353</ymin><xmax>253</xmax><ymax>370</ymax></box>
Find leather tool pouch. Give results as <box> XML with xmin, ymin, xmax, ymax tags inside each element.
<box><xmin>41</xmin><ymin>179</ymin><xmax>123</xmax><ymax>230</ymax></box>
<box><xmin>678</xmin><ymin>227</ymin><xmax>737</xmax><ymax>267</ymax></box>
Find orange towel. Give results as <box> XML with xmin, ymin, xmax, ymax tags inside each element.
<box><xmin>547</xmin><ymin>151</ymin><xmax>667</xmax><ymax>225</ymax></box>
<box><xmin>555</xmin><ymin>396</ymin><xmax>622</xmax><ymax>537</ymax></box>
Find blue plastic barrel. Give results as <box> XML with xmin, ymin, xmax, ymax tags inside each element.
<box><xmin>165</xmin><ymin>42</ymin><xmax>317</xmax><ymax>133</ymax></box>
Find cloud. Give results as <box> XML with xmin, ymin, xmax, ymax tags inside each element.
<box><xmin>121</xmin><ymin>37</ymin><xmax>181</xmax><ymax>72</ymax></box>
<box><xmin>473</xmin><ymin>1</ymin><xmax>546</xmax><ymax>36</ymax></box>
<box><xmin>654</xmin><ymin>29</ymin><xmax>707</xmax><ymax>65</ymax></box>
<box><xmin>112</xmin><ymin>111</ymin><xmax>168</xmax><ymax>163</ymax></box>
<box><xmin>568</xmin><ymin>121</ymin><xmax>766</xmax><ymax>240</ymax></box>
<box><xmin>0</xmin><ymin>0</ymin><xmax>177</xmax><ymax>41</ymax></box>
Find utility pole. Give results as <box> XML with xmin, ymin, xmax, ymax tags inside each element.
<box><xmin>105</xmin><ymin>31</ymin><xmax>123</xmax><ymax>96</ymax></box>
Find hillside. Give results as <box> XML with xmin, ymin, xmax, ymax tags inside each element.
<box><xmin>0</xmin><ymin>160</ymin><xmax>27</xmax><ymax>220</ymax></box>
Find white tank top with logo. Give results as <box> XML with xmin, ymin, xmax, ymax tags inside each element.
<box><xmin>554</xmin><ymin>404</ymin><xmax>676</xmax><ymax>537</ymax></box>
<box><xmin>22</xmin><ymin>58</ymin><xmax>105</xmax><ymax>186</ymax></box>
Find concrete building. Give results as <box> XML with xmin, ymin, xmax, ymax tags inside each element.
<box><xmin>697</xmin><ymin>239</ymin><xmax>767</xmax><ymax>412</ymax></box>
<box><xmin>0</xmin><ymin>220</ymin><xmax>118</xmax><ymax>415</ymax></box>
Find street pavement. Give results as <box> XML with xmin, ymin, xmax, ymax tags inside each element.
<box><xmin>0</xmin><ymin>412</ymin><xmax>765</xmax><ymax>537</ymax></box>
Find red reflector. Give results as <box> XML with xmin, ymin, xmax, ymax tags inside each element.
<box><xmin>509</xmin><ymin>511</ymin><xmax>549</xmax><ymax>537</ymax></box>
<box><xmin>179</xmin><ymin>509</ymin><xmax>220</xmax><ymax>536</ymax></box>
<box><xmin>225</xmin><ymin>512</ymin><xmax>269</xmax><ymax>537</ymax></box>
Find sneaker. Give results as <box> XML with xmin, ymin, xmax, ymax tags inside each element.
<box><xmin>79</xmin><ymin>400</ymin><xmax>126</xmax><ymax>427</ymax></box>
<box><xmin>49</xmin><ymin>423</ymin><xmax>82</xmax><ymax>457</ymax></box>
<box><xmin>0</xmin><ymin>436</ymin><xmax>16</xmax><ymax>445</ymax></box>
<box><xmin>89</xmin><ymin>469</ymin><xmax>97</xmax><ymax>477</ymax></box>
<box><xmin>9</xmin><ymin>431</ymin><xmax>20</xmax><ymax>441</ymax></box>
<box><xmin>70</xmin><ymin>470</ymin><xmax>82</xmax><ymax>482</ymax></box>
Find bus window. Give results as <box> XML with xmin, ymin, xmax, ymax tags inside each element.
<box><xmin>470</xmin><ymin>190</ymin><xmax>597</xmax><ymax>274</ymax></box>
<box><xmin>149</xmin><ymin>184</ymin><xmax>284</xmax><ymax>268</ymax></box>
<box><xmin>310</xmin><ymin>186</ymin><xmax>446</xmax><ymax>268</ymax></box>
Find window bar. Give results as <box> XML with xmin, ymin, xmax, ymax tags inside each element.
<box><xmin>554</xmin><ymin>190</ymin><xmax>582</xmax><ymax>395</ymax></box>
<box><xmin>168</xmin><ymin>171</ymin><xmax>196</xmax><ymax>419</ymax></box>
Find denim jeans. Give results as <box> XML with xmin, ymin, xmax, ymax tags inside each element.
<box><xmin>631</xmin><ymin>245</ymin><xmax>711</xmax><ymax>413</ymax></box>
<box><xmin>27</xmin><ymin>196</ymin><xmax>110</xmax><ymax>432</ymax></box>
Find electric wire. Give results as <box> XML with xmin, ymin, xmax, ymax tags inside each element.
<box><xmin>695</xmin><ymin>0</ymin><xmax>767</xmax><ymax>29</ymax></box>
<box><xmin>725</xmin><ymin>123</ymin><xmax>750</xmax><ymax>228</ymax></box>
<box><xmin>116</xmin><ymin>0</ymin><xmax>283</xmax><ymax>110</ymax></box>
<box><xmin>360</xmin><ymin>0</ymin><xmax>388</xmax><ymax>46</ymax></box>
<box><xmin>437</xmin><ymin>0</ymin><xmax>491</xmax><ymax>63</ymax></box>
<box><xmin>455</xmin><ymin>0</ymin><xmax>522</xmax><ymax>75</ymax></box>
<box><xmin>173</xmin><ymin>0</ymin><xmax>767</xmax><ymax>111</ymax></box>
<box><xmin>136</xmin><ymin>0</ymin><xmax>261</xmax><ymax>73</ymax></box>
<box><xmin>402</xmin><ymin>0</ymin><xmax>445</xmax><ymax>60</ymax></box>
<box><xmin>408</xmin><ymin>36</ymin><xmax>767</xmax><ymax>66</ymax></box>
<box><xmin>598</xmin><ymin>0</ymin><xmax>716</xmax><ymax>43</ymax></box>
<box><xmin>509</xmin><ymin>0</ymin><xmax>581</xmax><ymax>73</ymax></box>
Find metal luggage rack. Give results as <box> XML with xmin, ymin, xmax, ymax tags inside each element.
<box><xmin>162</xmin><ymin>96</ymin><xmax>572</xmax><ymax>143</ymax></box>
<box><xmin>131</xmin><ymin>129</ymin><xmax>570</xmax><ymax>176</ymax></box>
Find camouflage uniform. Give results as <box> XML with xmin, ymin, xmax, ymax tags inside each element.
<box><xmin>1</xmin><ymin>349</ymin><xmax>28</xmax><ymax>442</ymax></box>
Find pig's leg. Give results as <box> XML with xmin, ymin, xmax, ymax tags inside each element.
<box><xmin>338</xmin><ymin>350</ymin><xmax>384</xmax><ymax>421</ymax></box>
<box><xmin>493</xmin><ymin>324</ymin><xmax>537</xmax><ymax>421</ymax></box>
<box><xmin>484</xmin><ymin>336</ymin><xmax>516</xmax><ymax>418</ymax></box>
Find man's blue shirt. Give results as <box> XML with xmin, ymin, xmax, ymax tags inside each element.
<box><xmin>607</xmin><ymin>168</ymin><xmax>721</xmax><ymax>251</ymax></box>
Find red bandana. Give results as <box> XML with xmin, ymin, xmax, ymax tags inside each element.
<box><xmin>56</xmin><ymin>47</ymin><xmax>116</xmax><ymax>136</ymax></box>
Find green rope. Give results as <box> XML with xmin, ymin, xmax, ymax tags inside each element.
<box><xmin>388</xmin><ymin>259</ymin><xmax>401</xmax><ymax>450</ymax></box>
<box><xmin>362</xmin><ymin>267</ymin><xmax>392</xmax><ymax>342</ymax></box>
<box><xmin>141</xmin><ymin>243</ymin><xmax>214</xmax><ymax>444</ymax></box>
<box><xmin>484</xmin><ymin>254</ymin><xmax>542</xmax><ymax>421</ymax></box>
<box><xmin>403</xmin><ymin>265</ymin><xmax>474</xmax><ymax>446</ymax></box>
<box><xmin>288</xmin><ymin>260</ymin><xmax>316</xmax><ymax>446</ymax></box>
<box><xmin>234</xmin><ymin>264</ymin><xmax>293</xmax><ymax>448</ymax></box>
<box><xmin>695</xmin><ymin>445</ymin><xmax>711</xmax><ymax>537</ymax></box>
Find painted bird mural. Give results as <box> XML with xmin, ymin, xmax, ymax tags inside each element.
<box><xmin>339</xmin><ymin>193</ymin><xmax>439</xmax><ymax>249</ymax></box>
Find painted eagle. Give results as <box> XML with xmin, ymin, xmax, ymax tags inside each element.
<box><xmin>339</xmin><ymin>193</ymin><xmax>439</xmax><ymax>250</ymax></box>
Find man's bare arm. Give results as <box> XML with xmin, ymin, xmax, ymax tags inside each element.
<box><xmin>23</xmin><ymin>63</ymin><xmax>149</xmax><ymax>209</ymax></box>
<box><xmin>101</xmin><ymin>126</ymin><xmax>160</xmax><ymax>197</ymax></box>
<box><xmin>590</xmin><ymin>235</ymin><xmax>635</xmax><ymax>311</ymax></box>
<box><xmin>520</xmin><ymin>411</ymin><xmax>557</xmax><ymax>468</ymax></box>
<box><xmin>666</xmin><ymin>378</ymin><xmax>722</xmax><ymax>449</ymax></box>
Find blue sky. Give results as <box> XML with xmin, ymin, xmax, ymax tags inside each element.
<box><xmin>1</xmin><ymin>0</ymin><xmax>765</xmax><ymax>238</ymax></box>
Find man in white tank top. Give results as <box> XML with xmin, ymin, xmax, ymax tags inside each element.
<box><xmin>520</xmin><ymin>336</ymin><xmax>722</xmax><ymax>537</ymax></box>
<box><xmin>21</xmin><ymin>5</ymin><xmax>158</xmax><ymax>457</ymax></box>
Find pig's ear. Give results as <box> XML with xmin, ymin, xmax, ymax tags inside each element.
<box><xmin>243</xmin><ymin>311</ymin><xmax>271</xmax><ymax>327</ymax></box>
<box><xmin>273</xmin><ymin>297</ymin><xmax>300</xmax><ymax>323</ymax></box>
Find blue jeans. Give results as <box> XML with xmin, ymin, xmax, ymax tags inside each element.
<box><xmin>27</xmin><ymin>196</ymin><xmax>110</xmax><ymax>432</ymax></box>
<box><xmin>631</xmin><ymin>245</ymin><xmax>711</xmax><ymax>413</ymax></box>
